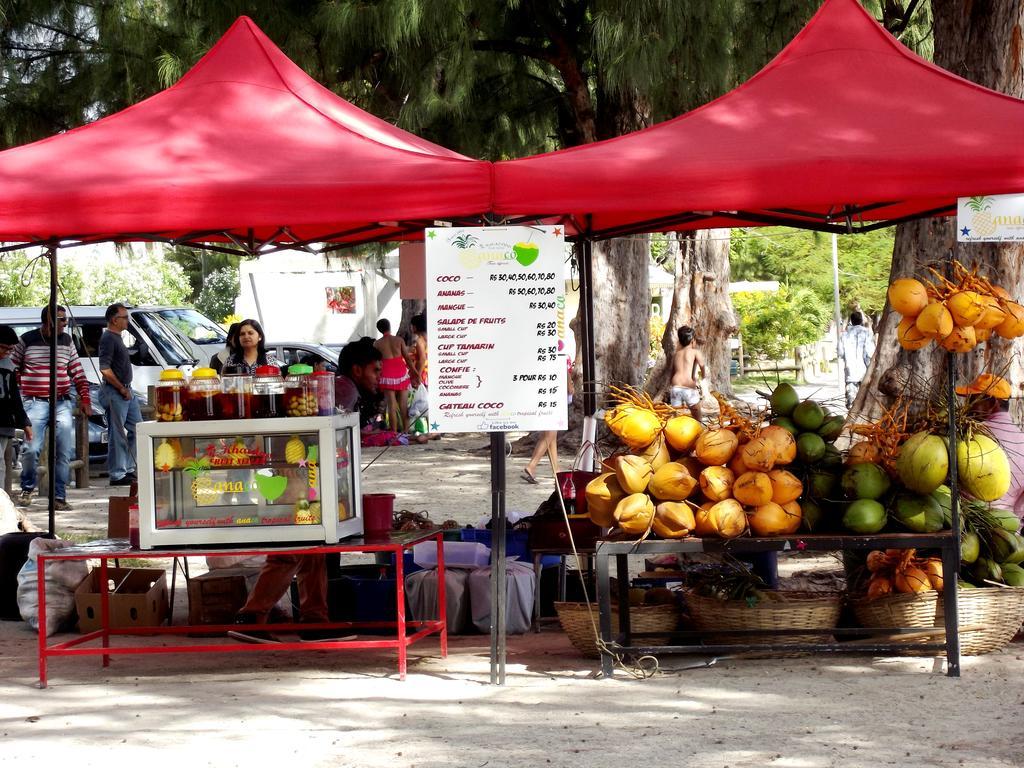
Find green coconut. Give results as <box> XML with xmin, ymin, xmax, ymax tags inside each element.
<box><xmin>807</xmin><ymin>469</ymin><xmax>839</xmax><ymax>499</ymax></box>
<box><xmin>989</xmin><ymin>528</ymin><xmax>1024</xmax><ymax>564</ymax></box>
<box><xmin>931</xmin><ymin>485</ymin><xmax>952</xmax><ymax>526</ymax></box>
<box><xmin>970</xmin><ymin>557</ymin><xmax>1002</xmax><ymax>584</ymax></box>
<box><xmin>792</xmin><ymin>400</ymin><xmax>825</xmax><ymax>432</ymax></box>
<box><xmin>892</xmin><ymin>493</ymin><xmax>946</xmax><ymax>533</ymax></box>
<box><xmin>896</xmin><ymin>431</ymin><xmax>949</xmax><ymax>494</ymax></box>
<box><xmin>796</xmin><ymin>432</ymin><xmax>826</xmax><ymax>464</ymax></box>
<box><xmin>817</xmin><ymin>415</ymin><xmax>846</xmax><ymax>443</ymax></box>
<box><xmin>957</xmin><ymin>434</ymin><xmax>1011</xmax><ymax>502</ymax></box>
<box><xmin>800</xmin><ymin>498</ymin><xmax>824</xmax><ymax>532</ymax></box>
<box><xmin>1000</xmin><ymin>563</ymin><xmax>1024</xmax><ymax>586</ymax></box>
<box><xmin>988</xmin><ymin>507</ymin><xmax>1022</xmax><ymax>533</ymax></box>
<box><xmin>820</xmin><ymin>444</ymin><xmax>843</xmax><ymax>468</ymax></box>
<box><xmin>770</xmin><ymin>416</ymin><xmax>800</xmax><ymax>436</ymax></box>
<box><xmin>841</xmin><ymin>462</ymin><xmax>891</xmax><ymax>500</ymax></box>
<box><xmin>842</xmin><ymin>499</ymin><xmax>887</xmax><ymax>534</ymax></box>
<box><xmin>960</xmin><ymin>531</ymin><xmax>980</xmax><ymax>564</ymax></box>
<box><xmin>769</xmin><ymin>383</ymin><xmax>800</xmax><ymax>417</ymax></box>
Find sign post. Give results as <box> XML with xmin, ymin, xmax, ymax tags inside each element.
<box><xmin>425</xmin><ymin>225</ymin><xmax>567</xmax><ymax>684</ymax></box>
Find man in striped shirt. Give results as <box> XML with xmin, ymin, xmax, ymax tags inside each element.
<box><xmin>11</xmin><ymin>305</ymin><xmax>91</xmax><ymax>510</ymax></box>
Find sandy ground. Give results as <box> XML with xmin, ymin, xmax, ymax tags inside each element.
<box><xmin>2</xmin><ymin>373</ymin><xmax>1022</xmax><ymax>768</ymax></box>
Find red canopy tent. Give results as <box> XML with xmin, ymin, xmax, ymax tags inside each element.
<box><xmin>493</xmin><ymin>0</ymin><xmax>1024</xmax><ymax>238</ymax></box>
<box><xmin>0</xmin><ymin>16</ymin><xmax>491</xmax><ymax>251</ymax></box>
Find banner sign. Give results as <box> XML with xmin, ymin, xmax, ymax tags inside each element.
<box><xmin>426</xmin><ymin>225</ymin><xmax>567</xmax><ymax>433</ymax></box>
<box><xmin>957</xmin><ymin>195</ymin><xmax>1024</xmax><ymax>241</ymax></box>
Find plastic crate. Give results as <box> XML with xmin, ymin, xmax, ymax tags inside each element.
<box><xmin>460</xmin><ymin>528</ymin><xmax>530</xmax><ymax>562</ymax></box>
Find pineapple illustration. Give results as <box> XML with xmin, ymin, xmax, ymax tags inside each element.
<box><xmin>154</xmin><ymin>439</ymin><xmax>180</xmax><ymax>472</ymax></box>
<box><xmin>225</xmin><ymin>438</ymin><xmax>248</xmax><ymax>466</ymax></box>
<box><xmin>285</xmin><ymin>435</ymin><xmax>306</xmax><ymax>464</ymax></box>
<box><xmin>967</xmin><ymin>196</ymin><xmax>997</xmax><ymax>237</ymax></box>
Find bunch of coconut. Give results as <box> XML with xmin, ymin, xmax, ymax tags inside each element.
<box><xmin>889</xmin><ymin>261</ymin><xmax>1024</xmax><ymax>354</ymax></box>
<box><xmin>961</xmin><ymin>503</ymin><xmax>1024</xmax><ymax>588</ymax></box>
<box><xmin>863</xmin><ymin>548</ymin><xmax>945</xmax><ymax>600</ymax></box>
<box><xmin>767</xmin><ymin>383</ymin><xmax>844</xmax><ymax>466</ymax></box>
<box><xmin>588</xmin><ymin>393</ymin><xmax>806</xmax><ymax>538</ymax></box>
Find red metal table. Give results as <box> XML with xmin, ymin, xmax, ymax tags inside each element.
<box><xmin>36</xmin><ymin>530</ymin><xmax>447</xmax><ymax>687</ymax></box>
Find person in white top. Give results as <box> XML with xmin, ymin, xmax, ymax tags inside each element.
<box><xmin>840</xmin><ymin>311</ymin><xmax>876</xmax><ymax>408</ymax></box>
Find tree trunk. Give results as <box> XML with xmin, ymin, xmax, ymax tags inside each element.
<box><xmin>397</xmin><ymin>298</ymin><xmax>425</xmax><ymax>343</ymax></box>
<box><xmin>646</xmin><ymin>230</ymin><xmax>737</xmax><ymax>399</ymax></box>
<box><xmin>855</xmin><ymin>0</ymin><xmax>1024</xmax><ymax>417</ymax></box>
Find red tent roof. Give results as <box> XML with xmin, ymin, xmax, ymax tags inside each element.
<box><xmin>0</xmin><ymin>17</ymin><xmax>490</xmax><ymax>247</ymax></box>
<box><xmin>494</xmin><ymin>0</ymin><xmax>1024</xmax><ymax>237</ymax></box>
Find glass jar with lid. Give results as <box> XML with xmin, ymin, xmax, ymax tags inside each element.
<box><xmin>186</xmin><ymin>367</ymin><xmax>221</xmax><ymax>421</ymax></box>
<box><xmin>218</xmin><ymin>364</ymin><xmax>253</xmax><ymax>420</ymax></box>
<box><xmin>284</xmin><ymin>364</ymin><xmax>317</xmax><ymax>417</ymax></box>
<box><xmin>312</xmin><ymin>370</ymin><xmax>336</xmax><ymax>416</ymax></box>
<box><xmin>154</xmin><ymin>369</ymin><xmax>186</xmax><ymax>422</ymax></box>
<box><xmin>251</xmin><ymin>365</ymin><xmax>285</xmax><ymax>419</ymax></box>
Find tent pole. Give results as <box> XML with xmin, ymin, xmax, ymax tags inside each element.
<box><xmin>943</xmin><ymin>250</ymin><xmax>961</xmax><ymax>676</ymax></box>
<box><xmin>580</xmin><ymin>236</ymin><xmax>597</xmax><ymax>418</ymax></box>
<box><xmin>831</xmin><ymin>234</ymin><xmax>844</xmax><ymax>395</ymax></box>
<box><xmin>489</xmin><ymin>431</ymin><xmax>507</xmax><ymax>685</ymax></box>
<box><xmin>46</xmin><ymin>246</ymin><xmax>58</xmax><ymax>536</ymax></box>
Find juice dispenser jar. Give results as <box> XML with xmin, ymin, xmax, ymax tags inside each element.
<box><xmin>219</xmin><ymin>364</ymin><xmax>253</xmax><ymax>420</ymax></box>
<box><xmin>186</xmin><ymin>367</ymin><xmax>221</xmax><ymax>420</ymax></box>
<box><xmin>312</xmin><ymin>370</ymin><xmax>336</xmax><ymax>416</ymax></box>
<box><xmin>154</xmin><ymin>369</ymin><xmax>186</xmax><ymax>422</ymax></box>
<box><xmin>284</xmin><ymin>364</ymin><xmax>317</xmax><ymax>417</ymax></box>
<box><xmin>251</xmin><ymin>365</ymin><xmax>285</xmax><ymax>418</ymax></box>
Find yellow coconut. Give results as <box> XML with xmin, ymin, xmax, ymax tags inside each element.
<box><xmin>888</xmin><ymin>278</ymin><xmax>929</xmax><ymax>317</ymax></box>
<box><xmin>748</xmin><ymin>501</ymin><xmax>801</xmax><ymax>536</ymax></box>
<box><xmin>693</xmin><ymin>502</ymin><xmax>717</xmax><ymax>536</ymax></box>
<box><xmin>614</xmin><ymin>493</ymin><xmax>656</xmax><ymax>536</ymax></box>
<box><xmin>739</xmin><ymin>435</ymin><xmax>776</xmax><ymax>473</ymax></box>
<box><xmin>760</xmin><ymin>425</ymin><xmax>797</xmax><ymax>465</ymax></box>
<box><xmin>847</xmin><ymin>441</ymin><xmax>882</xmax><ymax>466</ymax></box>
<box><xmin>975</xmin><ymin>327</ymin><xmax>993</xmax><ymax>343</ymax></box>
<box><xmin>732</xmin><ymin>471</ymin><xmax>774</xmax><ymax>506</ymax></box>
<box><xmin>768</xmin><ymin>469</ymin><xmax>803</xmax><ymax>504</ymax></box>
<box><xmin>939</xmin><ymin>325</ymin><xmax>977</xmax><ymax>353</ymax></box>
<box><xmin>694</xmin><ymin>429</ymin><xmax>739</xmax><ymax>466</ymax></box>
<box><xmin>894</xmin><ymin>566</ymin><xmax>932</xmax><ymax>594</ymax></box>
<box><xmin>709</xmin><ymin>499</ymin><xmax>747</xmax><ymax>539</ymax></box>
<box><xmin>973</xmin><ymin>296</ymin><xmax>1007</xmax><ymax>331</ymax></box>
<box><xmin>663</xmin><ymin>415</ymin><xmax>704</xmax><ymax>453</ymax></box>
<box><xmin>613</xmin><ymin>454</ymin><xmax>655</xmax><ymax>494</ymax></box>
<box><xmin>915</xmin><ymin>301</ymin><xmax>954</xmax><ymax>339</ymax></box>
<box><xmin>648</xmin><ymin>461</ymin><xmax>698</xmax><ymax>501</ymax></box>
<box><xmin>585</xmin><ymin>473</ymin><xmax>626</xmax><ymax>527</ymax></box>
<box><xmin>604</xmin><ymin>405</ymin><xmax>662</xmax><ymax>449</ymax></box>
<box><xmin>652</xmin><ymin>501</ymin><xmax>696</xmax><ymax>539</ymax></box>
<box><xmin>947</xmin><ymin>291</ymin><xmax>985</xmax><ymax>327</ymax></box>
<box><xmin>995</xmin><ymin>300</ymin><xmax>1024</xmax><ymax>339</ymax></box>
<box><xmin>678</xmin><ymin>457</ymin><xmax>706</xmax><ymax>496</ymax></box>
<box><xmin>728</xmin><ymin>449</ymin><xmax>749</xmax><ymax>476</ymax></box>
<box><xmin>897</xmin><ymin>316</ymin><xmax>931</xmax><ymax>351</ymax></box>
<box><xmin>699</xmin><ymin>465</ymin><xmax>735</xmax><ymax>502</ymax></box>
<box><xmin>957</xmin><ymin>433</ymin><xmax>1011</xmax><ymax>501</ymax></box>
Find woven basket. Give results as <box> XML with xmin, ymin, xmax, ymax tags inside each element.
<box><xmin>684</xmin><ymin>590</ymin><xmax>843</xmax><ymax>647</ymax></box>
<box><xmin>852</xmin><ymin>586</ymin><xmax>1024</xmax><ymax>655</ymax></box>
<box><xmin>555</xmin><ymin>601</ymin><xmax>679</xmax><ymax>658</ymax></box>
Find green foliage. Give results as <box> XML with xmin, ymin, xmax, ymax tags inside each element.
<box><xmin>730</xmin><ymin>227</ymin><xmax>893</xmax><ymax>318</ymax></box>
<box><xmin>195</xmin><ymin>267</ymin><xmax>239</xmax><ymax>322</ymax></box>
<box><xmin>649</xmin><ymin>312</ymin><xmax>666</xmax><ymax>363</ymax></box>
<box><xmin>165</xmin><ymin>246</ymin><xmax>250</xmax><ymax>303</ymax></box>
<box><xmin>75</xmin><ymin>249</ymin><xmax>190</xmax><ymax>306</ymax></box>
<box><xmin>733</xmin><ymin>285</ymin><xmax>830</xmax><ymax>360</ymax></box>
<box><xmin>0</xmin><ymin>251</ymin><xmax>82</xmax><ymax>306</ymax></box>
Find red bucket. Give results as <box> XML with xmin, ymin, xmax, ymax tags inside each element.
<box><xmin>571</xmin><ymin>470</ymin><xmax>601</xmax><ymax>516</ymax></box>
<box><xmin>362</xmin><ymin>493</ymin><xmax>395</xmax><ymax>538</ymax></box>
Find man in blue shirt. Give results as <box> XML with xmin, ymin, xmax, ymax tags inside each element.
<box><xmin>98</xmin><ymin>303</ymin><xmax>141</xmax><ymax>486</ymax></box>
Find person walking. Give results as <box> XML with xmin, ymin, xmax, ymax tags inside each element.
<box><xmin>840</xmin><ymin>311</ymin><xmax>876</xmax><ymax>408</ymax></box>
<box><xmin>669</xmin><ymin>326</ymin><xmax>707</xmax><ymax>422</ymax></box>
<box><xmin>98</xmin><ymin>303</ymin><xmax>142</xmax><ymax>487</ymax></box>
<box><xmin>0</xmin><ymin>325</ymin><xmax>32</xmax><ymax>491</ymax></box>
<box><xmin>11</xmin><ymin>305</ymin><xmax>91</xmax><ymax>510</ymax></box>
<box><xmin>522</xmin><ymin>357</ymin><xmax>575</xmax><ymax>484</ymax></box>
<box><xmin>373</xmin><ymin>318</ymin><xmax>414</xmax><ymax>434</ymax></box>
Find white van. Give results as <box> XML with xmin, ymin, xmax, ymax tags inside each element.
<box><xmin>135</xmin><ymin>306</ymin><xmax>227</xmax><ymax>366</ymax></box>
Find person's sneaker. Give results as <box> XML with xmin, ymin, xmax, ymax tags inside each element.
<box><xmin>228</xmin><ymin>612</ymin><xmax>278</xmax><ymax>643</ymax></box>
<box><xmin>298</xmin><ymin>628</ymin><xmax>358</xmax><ymax>642</ymax></box>
<box><xmin>110</xmin><ymin>476</ymin><xmax>135</xmax><ymax>487</ymax></box>
<box><xmin>16</xmin><ymin>490</ymin><xmax>32</xmax><ymax>507</ymax></box>
<box><xmin>53</xmin><ymin>499</ymin><xmax>72</xmax><ymax>512</ymax></box>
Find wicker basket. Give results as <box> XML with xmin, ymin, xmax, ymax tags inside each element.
<box><xmin>683</xmin><ymin>590</ymin><xmax>843</xmax><ymax>647</ymax></box>
<box><xmin>555</xmin><ymin>601</ymin><xmax>679</xmax><ymax>658</ymax></box>
<box><xmin>852</xmin><ymin>586</ymin><xmax>1024</xmax><ymax>655</ymax></box>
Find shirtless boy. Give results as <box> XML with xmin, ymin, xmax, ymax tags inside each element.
<box><xmin>373</xmin><ymin>318</ymin><xmax>415</xmax><ymax>433</ymax></box>
<box><xmin>670</xmin><ymin>326</ymin><xmax>706</xmax><ymax>421</ymax></box>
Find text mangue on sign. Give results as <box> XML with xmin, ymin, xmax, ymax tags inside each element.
<box><xmin>425</xmin><ymin>225</ymin><xmax>568</xmax><ymax>433</ymax></box>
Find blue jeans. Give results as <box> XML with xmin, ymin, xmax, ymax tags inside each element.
<box><xmin>99</xmin><ymin>383</ymin><xmax>142</xmax><ymax>481</ymax></box>
<box><xmin>20</xmin><ymin>397</ymin><xmax>74</xmax><ymax>500</ymax></box>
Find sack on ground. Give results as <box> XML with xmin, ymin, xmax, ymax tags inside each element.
<box><xmin>468</xmin><ymin>559</ymin><xmax>536</xmax><ymax>635</ymax></box>
<box><xmin>406</xmin><ymin>567</ymin><xmax>470</xmax><ymax>634</ymax></box>
<box><xmin>16</xmin><ymin>538</ymin><xmax>88</xmax><ymax>636</ymax></box>
<box><xmin>409</xmin><ymin>384</ymin><xmax>429</xmax><ymax>422</ymax></box>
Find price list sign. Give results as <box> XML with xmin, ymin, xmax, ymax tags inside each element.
<box><xmin>425</xmin><ymin>225</ymin><xmax>567</xmax><ymax>433</ymax></box>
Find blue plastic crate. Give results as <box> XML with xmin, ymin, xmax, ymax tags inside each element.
<box><xmin>460</xmin><ymin>528</ymin><xmax>530</xmax><ymax>563</ymax></box>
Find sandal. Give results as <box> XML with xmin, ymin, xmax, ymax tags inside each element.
<box><xmin>521</xmin><ymin>468</ymin><xmax>538</xmax><ymax>484</ymax></box>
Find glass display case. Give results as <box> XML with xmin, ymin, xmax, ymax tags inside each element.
<box><xmin>137</xmin><ymin>414</ymin><xmax>361</xmax><ymax>549</ymax></box>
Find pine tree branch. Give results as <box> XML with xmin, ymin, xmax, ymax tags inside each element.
<box><xmin>471</xmin><ymin>39</ymin><xmax>557</xmax><ymax>66</ymax></box>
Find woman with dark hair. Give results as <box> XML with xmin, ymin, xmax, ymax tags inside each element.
<box><xmin>211</xmin><ymin>322</ymin><xmax>241</xmax><ymax>374</ymax></box>
<box><xmin>225</xmin><ymin>319</ymin><xmax>278</xmax><ymax>374</ymax></box>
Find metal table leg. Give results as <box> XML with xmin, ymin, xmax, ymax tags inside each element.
<box><xmin>941</xmin><ymin>539</ymin><xmax>961</xmax><ymax>677</ymax></box>
<box><xmin>596</xmin><ymin>546</ymin><xmax>614</xmax><ymax>677</ymax></box>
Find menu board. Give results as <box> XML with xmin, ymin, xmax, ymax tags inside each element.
<box><xmin>425</xmin><ymin>225</ymin><xmax>567</xmax><ymax>433</ymax></box>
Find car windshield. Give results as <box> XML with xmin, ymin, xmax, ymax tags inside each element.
<box><xmin>132</xmin><ymin>312</ymin><xmax>197</xmax><ymax>366</ymax></box>
<box><xmin>154</xmin><ymin>308</ymin><xmax>227</xmax><ymax>344</ymax></box>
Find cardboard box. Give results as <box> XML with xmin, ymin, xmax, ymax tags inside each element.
<box><xmin>187</xmin><ymin>567</ymin><xmax>258</xmax><ymax>625</ymax></box>
<box><xmin>75</xmin><ymin>567</ymin><xmax>169</xmax><ymax>632</ymax></box>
